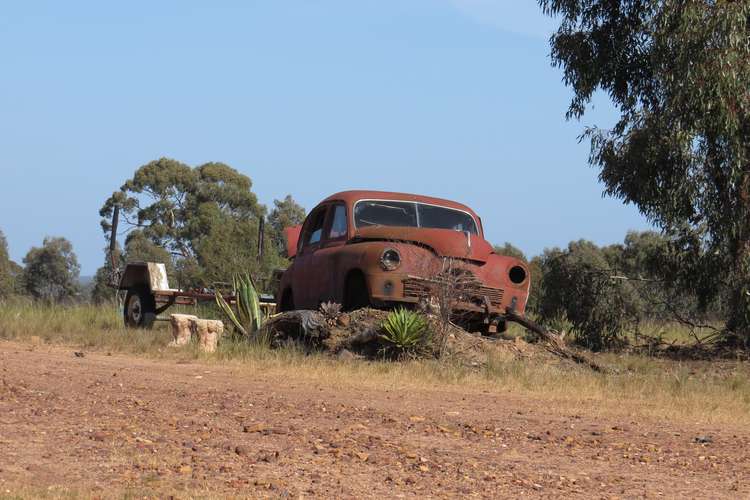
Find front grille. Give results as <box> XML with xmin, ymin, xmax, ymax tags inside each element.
<box><xmin>403</xmin><ymin>272</ymin><xmax>504</xmax><ymax>308</ymax></box>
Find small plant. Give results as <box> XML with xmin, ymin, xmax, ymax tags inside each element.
<box><xmin>319</xmin><ymin>301</ymin><xmax>342</xmax><ymax>326</ymax></box>
<box><xmin>380</xmin><ymin>308</ymin><xmax>430</xmax><ymax>354</ymax></box>
<box><xmin>215</xmin><ymin>274</ymin><xmax>262</xmax><ymax>338</ymax></box>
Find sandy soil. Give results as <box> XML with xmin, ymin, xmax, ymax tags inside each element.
<box><xmin>0</xmin><ymin>340</ymin><xmax>747</xmax><ymax>498</ymax></box>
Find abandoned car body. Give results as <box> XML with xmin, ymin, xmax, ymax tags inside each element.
<box><xmin>278</xmin><ymin>191</ymin><xmax>530</xmax><ymax>332</ymax></box>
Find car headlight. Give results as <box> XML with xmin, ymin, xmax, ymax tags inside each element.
<box><xmin>509</xmin><ymin>265</ymin><xmax>527</xmax><ymax>284</ymax></box>
<box><xmin>380</xmin><ymin>248</ymin><xmax>401</xmax><ymax>271</ymax></box>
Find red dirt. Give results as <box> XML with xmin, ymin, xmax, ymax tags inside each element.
<box><xmin>0</xmin><ymin>340</ymin><xmax>747</xmax><ymax>498</ymax></box>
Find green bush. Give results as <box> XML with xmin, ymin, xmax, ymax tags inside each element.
<box><xmin>537</xmin><ymin>240</ymin><xmax>638</xmax><ymax>351</ymax></box>
<box><xmin>380</xmin><ymin>308</ymin><xmax>430</xmax><ymax>354</ymax></box>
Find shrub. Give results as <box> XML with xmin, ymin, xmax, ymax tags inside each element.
<box><xmin>380</xmin><ymin>308</ymin><xmax>430</xmax><ymax>355</ymax></box>
<box><xmin>537</xmin><ymin>241</ymin><xmax>638</xmax><ymax>351</ymax></box>
<box><xmin>215</xmin><ymin>274</ymin><xmax>263</xmax><ymax>340</ymax></box>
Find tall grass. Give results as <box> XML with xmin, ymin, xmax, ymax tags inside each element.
<box><xmin>0</xmin><ymin>298</ymin><xmax>171</xmax><ymax>354</ymax></box>
<box><xmin>1</xmin><ymin>300</ymin><xmax>749</xmax><ymax>425</ymax></box>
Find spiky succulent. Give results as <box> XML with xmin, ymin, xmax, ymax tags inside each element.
<box><xmin>380</xmin><ymin>308</ymin><xmax>430</xmax><ymax>352</ymax></box>
<box><xmin>215</xmin><ymin>274</ymin><xmax>262</xmax><ymax>337</ymax></box>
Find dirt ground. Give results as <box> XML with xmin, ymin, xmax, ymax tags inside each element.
<box><xmin>0</xmin><ymin>340</ymin><xmax>748</xmax><ymax>499</ymax></box>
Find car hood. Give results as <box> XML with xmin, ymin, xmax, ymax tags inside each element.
<box><xmin>352</xmin><ymin>226</ymin><xmax>493</xmax><ymax>262</ymax></box>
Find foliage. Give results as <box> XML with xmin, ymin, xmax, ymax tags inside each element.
<box><xmin>90</xmin><ymin>246</ymin><xmax>122</xmax><ymax>304</ymax></box>
<box><xmin>267</xmin><ymin>195</ymin><xmax>306</xmax><ymax>257</ymax></box>
<box><xmin>100</xmin><ymin>158</ymin><xmax>273</xmax><ymax>290</ymax></box>
<box><xmin>0</xmin><ymin>229</ymin><xmax>16</xmax><ymax>298</ymax></box>
<box><xmin>380</xmin><ymin>308</ymin><xmax>430</xmax><ymax>354</ymax></box>
<box><xmin>537</xmin><ymin>240</ymin><xmax>637</xmax><ymax>350</ymax></box>
<box><xmin>319</xmin><ymin>301</ymin><xmax>342</xmax><ymax>318</ymax></box>
<box><xmin>215</xmin><ymin>274</ymin><xmax>263</xmax><ymax>338</ymax></box>
<box><xmin>122</xmin><ymin>230</ymin><xmax>173</xmax><ymax>269</ymax></box>
<box><xmin>539</xmin><ymin>0</ymin><xmax>750</xmax><ymax>341</ymax></box>
<box><xmin>318</xmin><ymin>301</ymin><xmax>344</xmax><ymax>328</ymax></box>
<box><xmin>493</xmin><ymin>242</ymin><xmax>526</xmax><ymax>262</ymax></box>
<box><xmin>526</xmin><ymin>255</ymin><xmax>544</xmax><ymax>314</ymax></box>
<box><xmin>22</xmin><ymin>237</ymin><xmax>80</xmax><ymax>302</ymax></box>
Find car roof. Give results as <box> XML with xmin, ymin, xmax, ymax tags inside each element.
<box><xmin>321</xmin><ymin>190</ymin><xmax>479</xmax><ymax>218</ymax></box>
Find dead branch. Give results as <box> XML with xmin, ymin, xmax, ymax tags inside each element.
<box><xmin>340</xmin><ymin>328</ymin><xmax>380</xmax><ymax>349</ymax></box>
<box><xmin>504</xmin><ymin>309</ymin><xmax>610</xmax><ymax>373</ymax></box>
<box><xmin>263</xmin><ymin>310</ymin><xmax>329</xmax><ymax>342</ymax></box>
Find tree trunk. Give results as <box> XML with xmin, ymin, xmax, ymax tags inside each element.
<box><xmin>727</xmin><ymin>172</ymin><xmax>750</xmax><ymax>346</ymax></box>
<box><xmin>726</xmin><ymin>244</ymin><xmax>750</xmax><ymax>346</ymax></box>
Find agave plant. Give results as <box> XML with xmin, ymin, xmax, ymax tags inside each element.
<box><xmin>215</xmin><ymin>274</ymin><xmax>262</xmax><ymax>337</ymax></box>
<box><xmin>380</xmin><ymin>308</ymin><xmax>430</xmax><ymax>352</ymax></box>
<box><xmin>319</xmin><ymin>301</ymin><xmax>342</xmax><ymax>326</ymax></box>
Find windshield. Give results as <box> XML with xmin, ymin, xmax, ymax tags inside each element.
<box><xmin>353</xmin><ymin>200</ymin><xmax>478</xmax><ymax>234</ymax></box>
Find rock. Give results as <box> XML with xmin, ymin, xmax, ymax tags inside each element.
<box><xmin>169</xmin><ymin>314</ymin><xmax>198</xmax><ymax>347</ymax></box>
<box><xmin>695</xmin><ymin>435</ymin><xmax>713</xmax><ymax>444</ymax></box>
<box><xmin>235</xmin><ymin>445</ymin><xmax>251</xmax><ymax>456</ymax></box>
<box><xmin>337</xmin><ymin>313</ymin><xmax>351</xmax><ymax>327</ymax></box>
<box><xmin>243</xmin><ymin>423</ymin><xmax>267</xmax><ymax>433</ymax></box>
<box><xmin>189</xmin><ymin>318</ymin><xmax>224</xmax><ymax>353</ymax></box>
<box><xmin>337</xmin><ymin>349</ymin><xmax>356</xmax><ymax>361</ymax></box>
<box><xmin>91</xmin><ymin>432</ymin><xmax>107</xmax><ymax>442</ymax></box>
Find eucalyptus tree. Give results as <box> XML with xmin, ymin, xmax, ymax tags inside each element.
<box><xmin>0</xmin><ymin>230</ymin><xmax>15</xmax><ymax>298</ymax></box>
<box><xmin>22</xmin><ymin>237</ymin><xmax>80</xmax><ymax>302</ymax></box>
<box><xmin>100</xmin><ymin>158</ymin><xmax>271</xmax><ymax>288</ymax></box>
<box><xmin>540</xmin><ymin>0</ymin><xmax>750</xmax><ymax>341</ymax></box>
<box><xmin>267</xmin><ymin>195</ymin><xmax>306</xmax><ymax>257</ymax></box>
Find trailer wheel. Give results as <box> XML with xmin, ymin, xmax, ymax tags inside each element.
<box><xmin>124</xmin><ymin>287</ymin><xmax>156</xmax><ymax>328</ymax></box>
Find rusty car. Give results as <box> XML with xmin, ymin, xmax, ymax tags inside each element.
<box><xmin>277</xmin><ymin>190</ymin><xmax>530</xmax><ymax>333</ymax></box>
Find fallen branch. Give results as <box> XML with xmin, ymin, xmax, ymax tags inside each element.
<box><xmin>263</xmin><ymin>310</ymin><xmax>329</xmax><ymax>343</ymax></box>
<box><xmin>504</xmin><ymin>309</ymin><xmax>610</xmax><ymax>373</ymax></box>
<box><xmin>340</xmin><ymin>327</ymin><xmax>379</xmax><ymax>349</ymax></box>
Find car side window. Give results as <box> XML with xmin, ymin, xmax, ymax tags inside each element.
<box><xmin>326</xmin><ymin>204</ymin><xmax>348</xmax><ymax>240</ymax></box>
<box><xmin>302</xmin><ymin>207</ymin><xmax>327</xmax><ymax>248</ymax></box>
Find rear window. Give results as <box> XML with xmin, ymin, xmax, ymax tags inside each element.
<box><xmin>353</xmin><ymin>200</ymin><xmax>478</xmax><ymax>234</ymax></box>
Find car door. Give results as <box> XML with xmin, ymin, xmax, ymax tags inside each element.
<box><xmin>313</xmin><ymin>202</ymin><xmax>349</xmax><ymax>304</ymax></box>
<box><xmin>291</xmin><ymin>205</ymin><xmax>329</xmax><ymax>309</ymax></box>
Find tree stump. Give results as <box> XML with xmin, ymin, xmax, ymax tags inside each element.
<box><xmin>169</xmin><ymin>314</ymin><xmax>198</xmax><ymax>347</ymax></box>
<box><xmin>190</xmin><ymin>318</ymin><xmax>224</xmax><ymax>353</ymax></box>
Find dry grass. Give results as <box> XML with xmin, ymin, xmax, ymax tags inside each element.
<box><xmin>1</xmin><ymin>300</ymin><xmax>749</xmax><ymax>426</ymax></box>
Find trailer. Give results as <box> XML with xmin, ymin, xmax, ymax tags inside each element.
<box><xmin>116</xmin><ymin>261</ymin><xmax>276</xmax><ymax>328</ymax></box>
<box><xmin>106</xmin><ymin>203</ymin><xmax>276</xmax><ymax>328</ymax></box>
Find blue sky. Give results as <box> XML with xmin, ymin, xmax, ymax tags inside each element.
<box><xmin>0</xmin><ymin>1</ymin><xmax>651</xmax><ymax>275</ymax></box>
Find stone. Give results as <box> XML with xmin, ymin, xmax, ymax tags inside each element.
<box><xmin>337</xmin><ymin>313</ymin><xmax>351</xmax><ymax>327</ymax></box>
<box><xmin>234</xmin><ymin>445</ymin><xmax>251</xmax><ymax>456</ymax></box>
<box><xmin>337</xmin><ymin>349</ymin><xmax>356</xmax><ymax>361</ymax></box>
<box><xmin>169</xmin><ymin>314</ymin><xmax>198</xmax><ymax>347</ymax></box>
<box><xmin>189</xmin><ymin>318</ymin><xmax>224</xmax><ymax>353</ymax></box>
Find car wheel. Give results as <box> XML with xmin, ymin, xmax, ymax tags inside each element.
<box><xmin>344</xmin><ymin>272</ymin><xmax>370</xmax><ymax>311</ymax></box>
<box><xmin>124</xmin><ymin>287</ymin><xmax>156</xmax><ymax>328</ymax></box>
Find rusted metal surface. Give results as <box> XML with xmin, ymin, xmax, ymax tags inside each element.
<box><xmin>278</xmin><ymin>190</ymin><xmax>530</xmax><ymax>329</ymax></box>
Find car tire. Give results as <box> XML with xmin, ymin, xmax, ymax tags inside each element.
<box><xmin>344</xmin><ymin>272</ymin><xmax>370</xmax><ymax>311</ymax></box>
<box><xmin>123</xmin><ymin>286</ymin><xmax>156</xmax><ymax>328</ymax></box>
